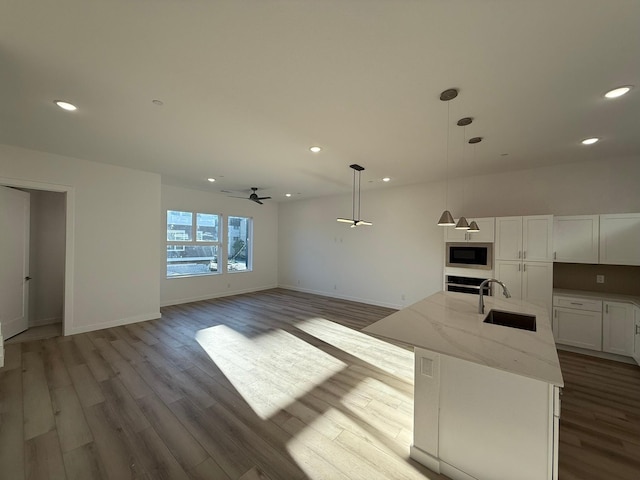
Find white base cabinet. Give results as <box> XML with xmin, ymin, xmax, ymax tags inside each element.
<box><xmin>412</xmin><ymin>348</ymin><xmax>560</xmax><ymax>480</ymax></box>
<box><xmin>634</xmin><ymin>307</ymin><xmax>640</xmax><ymax>366</ymax></box>
<box><xmin>553</xmin><ymin>307</ymin><xmax>602</xmax><ymax>351</ymax></box>
<box><xmin>603</xmin><ymin>301</ymin><xmax>635</xmax><ymax>356</ymax></box>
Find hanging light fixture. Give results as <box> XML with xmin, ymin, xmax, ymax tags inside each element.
<box><xmin>437</xmin><ymin>88</ymin><xmax>458</xmax><ymax>226</ymax></box>
<box><xmin>454</xmin><ymin>116</ymin><xmax>472</xmax><ymax>230</ymax></box>
<box><xmin>337</xmin><ymin>164</ymin><xmax>372</xmax><ymax>228</ymax></box>
<box><xmin>466</xmin><ymin>136</ymin><xmax>483</xmax><ymax>233</ymax></box>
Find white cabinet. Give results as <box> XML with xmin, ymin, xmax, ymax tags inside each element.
<box><xmin>496</xmin><ymin>215</ymin><xmax>553</xmax><ymax>262</ymax></box>
<box><xmin>495</xmin><ymin>261</ymin><xmax>553</xmax><ymax>306</ymax></box>
<box><xmin>634</xmin><ymin>307</ymin><xmax>640</xmax><ymax>366</ymax></box>
<box><xmin>599</xmin><ymin>213</ymin><xmax>640</xmax><ymax>265</ymax></box>
<box><xmin>445</xmin><ymin>217</ymin><xmax>495</xmax><ymax>243</ymax></box>
<box><xmin>553</xmin><ymin>296</ymin><xmax>603</xmax><ymax>351</ymax></box>
<box><xmin>602</xmin><ymin>301</ymin><xmax>635</xmax><ymax>356</ymax></box>
<box><xmin>553</xmin><ymin>215</ymin><xmax>599</xmax><ymax>263</ymax></box>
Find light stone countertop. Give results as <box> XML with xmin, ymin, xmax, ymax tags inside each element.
<box><xmin>554</xmin><ymin>288</ymin><xmax>640</xmax><ymax>307</ymax></box>
<box><xmin>363</xmin><ymin>291</ymin><xmax>564</xmax><ymax>387</ymax></box>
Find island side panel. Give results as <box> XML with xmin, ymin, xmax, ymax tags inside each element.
<box><xmin>439</xmin><ymin>355</ymin><xmax>553</xmax><ymax>480</ymax></box>
<box><xmin>410</xmin><ymin>347</ymin><xmax>441</xmax><ymax>472</ymax></box>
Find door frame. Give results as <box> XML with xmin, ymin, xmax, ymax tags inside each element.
<box><xmin>0</xmin><ymin>177</ymin><xmax>74</xmax><ymax>336</ymax></box>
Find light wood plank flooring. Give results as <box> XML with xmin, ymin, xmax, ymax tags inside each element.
<box><xmin>1</xmin><ymin>288</ymin><xmax>639</xmax><ymax>479</ymax></box>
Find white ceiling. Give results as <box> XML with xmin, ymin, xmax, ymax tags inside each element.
<box><xmin>1</xmin><ymin>1</ymin><xmax>639</xmax><ymax>201</ymax></box>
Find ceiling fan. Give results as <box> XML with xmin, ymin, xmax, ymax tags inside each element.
<box><xmin>227</xmin><ymin>187</ymin><xmax>272</xmax><ymax>205</ymax></box>
<box><xmin>337</xmin><ymin>164</ymin><xmax>373</xmax><ymax>228</ymax></box>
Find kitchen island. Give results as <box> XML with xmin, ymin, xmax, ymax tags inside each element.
<box><xmin>363</xmin><ymin>291</ymin><xmax>563</xmax><ymax>480</ymax></box>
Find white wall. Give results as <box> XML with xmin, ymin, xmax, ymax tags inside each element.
<box><xmin>0</xmin><ymin>144</ymin><xmax>161</xmax><ymax>334</ymax></box>
<box><xmin>28</xmin><ymin>189</ymin><xmax>65</xmax><ymax>326</ymax></box>
<box><xmin>278</xmin><ymin>157</ymin><xmax>640</xmax><ymax>309</ymax></box>
<box><xmin>160</xmin><ymin>184</ymin><xmax>279</xmax><ymax>306</ymax></box>
<box><xmin>278</xmin><ymin>182</ymin><xmax>445</xmax><ymax>309</ymax></box>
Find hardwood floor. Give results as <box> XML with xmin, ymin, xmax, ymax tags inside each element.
<box><xmin>1</xmin><ymin>288</ymin><xmax>639</xmax><ymax>479</ymax></box>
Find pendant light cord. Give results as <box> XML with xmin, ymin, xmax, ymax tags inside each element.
<box><xmin>446</xmin><ymin>101</ymin><xmax>450</xmax><ymax>209</ymax></box>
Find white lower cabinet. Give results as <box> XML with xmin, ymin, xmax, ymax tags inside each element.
<box><xmin>603</xmin><ymin>301</ymin><xmax>635</xmax><ymax>356</ymax></box>
<box><xmin>553</xmin><ymin>306</ymin><xmax>602</xmax><ymax>351</ymax></box>
<box><xmin>553</xmin><ymin>295</ymin><xmax>639</xmax><ymax>359</ymax></box>
<box><xmin>634</xmin><ymin>307</ymin><xmax>640</xmax><ymax>366</ymax></box>
<box><xmin>412</xmin><ymin>349</ymin><xmax>559</xmax><ymax>480</ymax></box>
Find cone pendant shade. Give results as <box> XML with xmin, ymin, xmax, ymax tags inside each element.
<box><xmin>438</xmin><ymin>210</ymin><xmax>456</xmax><ymax>226</ymax></box>
<box><xmin>455</xmin><ymin>216</ymin><xmax>470</xmax><ymax>230</ymax></box>
<box><xmin>468</xmin><ymin>221</ymin><xmax>480</xmax><ymax>232</ymax></box>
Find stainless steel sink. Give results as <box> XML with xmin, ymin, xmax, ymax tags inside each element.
<box><xmin>483</xmin><ymin>309</ymin><xmax>536</xmax><ymax>331</ymax></box>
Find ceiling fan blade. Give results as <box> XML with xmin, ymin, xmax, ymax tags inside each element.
<box><xmin>337</xmin><ymin>218</ymin><xmax>354</xmax><ymax>223</ymax></box>
<box><xmin>228</xmin><ymin>195</ymin><xmax>248</xmax><ymax>199</ymax></box>
<box><xmin>256</xmin><ymin>196</ymin><xmax>271</xmax><ymax>200</ymax></box>
<box><xmin>356</xmin><ymin>220</ymin><xmax>373</xmax><ymax>226</ymax></box>
<box><xmin>252</xmin><ymin>199</ymin><xmax>264</xmax><ymax>205</ymax></box>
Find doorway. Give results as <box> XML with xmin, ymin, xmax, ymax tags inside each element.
<box><xmin>0</xmin><ymin>177</ymin><xmax>74</xmax><ymax>338</ymax></box>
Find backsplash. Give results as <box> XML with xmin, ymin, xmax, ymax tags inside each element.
<box><xmin>553</xmin><ymin>263</ymin><xmax>640</xmax><ymax>296</ymax></box>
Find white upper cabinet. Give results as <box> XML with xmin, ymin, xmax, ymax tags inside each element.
<box><xmin>553</xmin><ymin>215</ymin><xmax>599</xmax><ymax>264</ymax></box>
<box><xmin>523</xmin><ymin>215</ymin><xmax>554</xmax><ymax>262</ymax></box>
<box><xmin>599</xmin><ymin>213</ymin><xmax>640</xmax><ymax>266</ymax></box>
<box><xmin>445</xmin><ymin>217</ymin><xmax>495</xmax><ymax>243</ymax></box>
<box><xmin>495</xmin><ymin>215</ymin><xmax>553</xmax><ymax>262</ymax></box>
<box><xmin>495</xmin><ymin>217</ymin><xmax>523</xmax><ymax>260</ymax></box>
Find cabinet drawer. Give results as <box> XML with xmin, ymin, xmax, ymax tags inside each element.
<box><xmin>553</xmin><ymin>296</ymin><xmax>602</xmax><ymax>312</ymax></box>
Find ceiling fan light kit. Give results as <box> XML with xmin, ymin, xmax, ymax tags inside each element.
<box><xmin>337</xmin><ymin>163</ymin><xmax>372</xmax><ymax>228</ymax></box>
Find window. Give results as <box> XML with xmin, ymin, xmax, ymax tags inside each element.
<box><xmin>227</xmin><ymin>216</ymin><xmax>252</xmax><ymax>272</ymax></box>
<box><xmin>167</xmin><ymin>210</ymin><xmax>220</xmax><ymax>277</ymax></box>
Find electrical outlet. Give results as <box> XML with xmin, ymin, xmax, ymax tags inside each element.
<box><xmin>596</xmin><ymin>275</ymin><xmax>605</xmax><ymax>284</ymax></box>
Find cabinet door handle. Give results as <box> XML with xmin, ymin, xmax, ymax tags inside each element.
<box><xmin>523</xmin><ymin>264</ymin><xmax>526</xmax><ymax>272</ymax></box>
<box><xmin>554</xmin><ymin>252</ymin><xmax>557</xmax><ymax>260</ymax></box>
<box><xmin>554</xmin><ymin>309</ymin><xmax>557</xmax><ymax>318</ymax></box>
<box><xmin>636</xmin><ymin>325</ymin><xmax>640</xmax><ymax>335</ymax></box>
<box><xmin>523</xmin><ymin>251</ymin><xmax>526</xmax><ymax>259</ymax></box>
<box><xmin>518</xmin><ymin>250</ymin><xmax>522</xmax><ymax>259</ymax></box>
<box><xmin>605</xmin><ymin>304</ymin><xmax>608</xmax><ymax>314</ymax></box>
<box><xmin>570</xmin><ymin>302</ymin><xmax>583</xmax><ymax>306</ymax></box>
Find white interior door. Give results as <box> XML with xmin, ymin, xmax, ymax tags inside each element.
<box><xmin>0</xmin><ymin>185</ymin><xmax>30</xmax><ymax>339</ymax></box>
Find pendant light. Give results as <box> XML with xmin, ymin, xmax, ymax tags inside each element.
<box><xmin>454</xmin><ymin>116</ymin><xmax>472</xmax><ymax>230</ymax></box>
<box><xmin>337</xmin><ymin>164</ymin><xmax>372</xmax><ymax>228</ymax></box>
<box><xmin>437</xmin><ymin>88</ymin><xmax>458</xmax><ymax>226</ymax></box>
<box><xmin>466</xmin><ymin>137</ymin><xmax>483</xmax><ymax>233</ymax></box>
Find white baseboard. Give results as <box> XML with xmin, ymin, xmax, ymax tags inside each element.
<box><xmin>409</xmin><ymin>445</ymin><xmax>440</xmax><ymax>473</ymax></box>
<box><xmin>66</xmin><ymin>311</ymin><xmax>161</xmax><ymax>335</ymax></box>
<box><xmin>29</xmin><ymin>316</ymin><xmax>62</xmax><ymax>328</ymax></box>
<box><xmin>160</xmin><ymin>284</ymin><xmax>278</xmax><ymax>308</ymax></box>
<box><xmin>278</xmin><ymin>284</ymin><xmax>402</xmax><ymax>310</ymax></box>
<box><xmin>440</xmin><ymin>461</ymin><xmax>478</xmax><ymax>480</ymax></box>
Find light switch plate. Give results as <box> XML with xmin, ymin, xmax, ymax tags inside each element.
<box><xmin>596</xmin><ymin>274</ymin><xmax>605</xmax><ymax>284</ymax></box>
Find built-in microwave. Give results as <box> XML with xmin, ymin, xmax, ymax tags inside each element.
<box><xmin>446</xmin><ymin>242</ymin><xmax>493</xmax><ymax>270</ymax></box>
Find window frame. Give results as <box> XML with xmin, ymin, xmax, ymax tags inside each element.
<box><xmin>166</xmin><ymin>210</ymin><xmax>222</xmax><ymax>278</ymax></box>
<box><xmin>226</xmin><ymin>215</ymin><xmax>253</xmax><ymax>273</ymax></box>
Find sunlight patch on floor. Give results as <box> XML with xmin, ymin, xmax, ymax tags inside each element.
<box><xmin>295</xmin><ymin>317</ymin><xmax>414</xmax><ymax>382</ymax></box>
<box><xmin>196</xmin><ymin>325</ymin><xmax>346</xmax><ymax>419</ymax></box>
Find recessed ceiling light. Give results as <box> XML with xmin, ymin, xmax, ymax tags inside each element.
<box><xmin>604</xmin><ymin>86</ymin><xmax>632</xmax><ymax>99</ymax></box>
<box><xmin>581</xmin><ymin>137</ymin><xmax>599</xmax><ymax>145</ymax></box>
<box><xmin>207</xmin><ymin>178</ymin><xmax>216</xmax><ymax>182</ymax></box>
<box><xmin>309</xmin><ymin>146</ymin><xmax>321</xmax><ymax>153</ymax></box>
<box><xmin>54</xmin><ymin>100</ymin><xmax>77</xmax><ymax>111</ymax></box>
<box><xmin>382</xmin><ymin>177</ymin><xmax>391</xmax><ymax>182</ymax></box>
<box><xmin>285</xmin><ymin>193</ymin><xmax>292</xmax><ymax>197</ymax></box>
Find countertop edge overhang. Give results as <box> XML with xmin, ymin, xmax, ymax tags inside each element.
<box><xmin>363</xmin><ymin>291</ymin><xmax>564</xmax><ymax>387</ymax></box>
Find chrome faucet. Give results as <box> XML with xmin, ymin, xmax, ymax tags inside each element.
<box><xmin>478</xmin><ymin>278</ymin><xmax>511</xmax><ymax>314</ymax></box>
